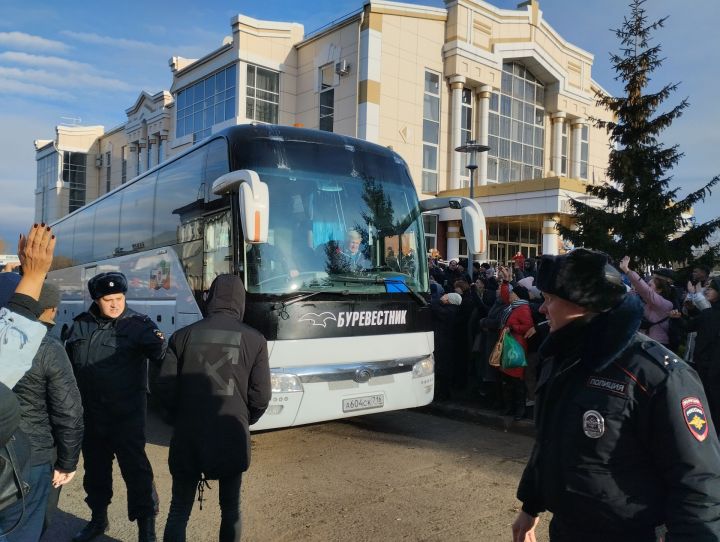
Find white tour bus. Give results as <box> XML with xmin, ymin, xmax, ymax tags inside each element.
<box><xmin>48</xmin><ymin>124</ymin><xmax>486</xmax><ymax>430</ymax></box>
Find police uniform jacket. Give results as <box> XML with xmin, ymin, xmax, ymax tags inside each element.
<box><xmin>517</xmin><ymin>295</ymin><xmax>720</xmax><ymax>541</ymax></box>
<box><xmin>153</xmin><ymin>275</ymin><xmax>271</xmax><ymax>479</ymax></box>
<box><xmin>65</xmin><ymin>303</ymin><xmax>166</xmax><ymax>419</ymax></box>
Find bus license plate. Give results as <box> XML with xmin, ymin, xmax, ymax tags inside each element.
<box><xmin>342</xmin><ymin>394</ymin><xmax>385</xmax><ymax>413</ymax></box>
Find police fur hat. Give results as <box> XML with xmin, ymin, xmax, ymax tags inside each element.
<box><xmin>88</xmin><ymin>272</ymin><xmax>128</xmax><ymax>300</ymax></box>
<box><xmin>536</xmin><ymin>248</ymin><xmax>626</xmax><ymax>312</ymax></box>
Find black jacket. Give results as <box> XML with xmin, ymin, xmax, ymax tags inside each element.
<box><xmin>154</xmin><ymin>275</ymin><xmax>271</xmax><ymax>479</ymax></box>
<box><xmin>13</xmin><ymin>325</ymin><xmax>83</xmax><ymax>470</ymax></box>
<box><xmin>65</xmin><ymin>304</ymin><xmax>166</xmax><ymax>420</ymax></box>
<box><xmin>517</xmin><ymin>295</ymin><xmax>720</xmax><ymax>541</ymax></box>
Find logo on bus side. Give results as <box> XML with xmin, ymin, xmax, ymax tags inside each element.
<box><xmin>298</xmin><ymin>310</ymin><xmax>407</xmax><ymax>328</ymax></box>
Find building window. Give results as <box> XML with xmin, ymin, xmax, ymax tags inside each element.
<box><xmin>36</xmin><ymin>153</ymin><xmax>59</xmax><ymax>223</ymax></box>
<box><xmin>177</xmin><ymin>63</ymin><xmax>237</xmax><ymax>143</ymax></box>
<box><xmin>487</xmin><ymin>62</ymin><xmax>545</xmax><ymax>183</ymax></box>
<box><xmin>63</xmin><ymin>151</ymin><xmax>87</xmax><ymax>213</ymax></box>
<box><xmin>121</xmin><ymin>146</ymin><xmax>127</xmax><ymax>184</ymax></box>
<box><xmin>105</xmin><ymin>151</ymin><xmax>111</xmax><ymax>192</ymax></box>
<box><xmin>422</xmin><ymin>214</ymin><xmax>438</xmax><ymax>256</ymax></box>
<box><xmin>460</xmin><ymin>88</ymin><xmax>473</xmax><ymax>184</ymax></box>
<box><xmin>561</xmin><ymin>123</ymin><xmax>568</xmax><ymax>176</ymax></box>
<box><xmin>580</xmin><ymin>125</ymin><xmax>589</xmax><ymax>179</ymax></box>
<box><xmin>246</xmin><ymin>64</ymin><xmax>279</xmax><ymax>124</ymax></box>
<box><xmin>422</xmin><ymin>70</ymin><xmax>440</xmax><ymax>194</ymax></box>
<box><xmin>319</xmin><ymin>64</ymin><xmax>334</xmax><ymax>132</ymax></box>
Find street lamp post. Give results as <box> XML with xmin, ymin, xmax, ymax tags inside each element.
<box><xmin>455</xmin><ymin>139</ymin><xmax>490</xmax><ymax>271</ymax></box>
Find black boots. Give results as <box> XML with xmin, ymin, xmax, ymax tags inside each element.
<box><xmin>138</xmin><ymin>516</ymin><xmax>157</xmax><ymax>542</ymax></box>
<box><xmin>72</xmin><ymin>510</ymin><xmax>109</xmax><ymax>542</ymax></box>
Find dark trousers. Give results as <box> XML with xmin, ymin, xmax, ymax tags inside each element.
<box><xmin>0</xmin><ymin>463</ymin><xmax>52</xmax><ymax>542</ymax></box>
<box><xmin>549</xmin><ymin>516</ymin><xmax>657</xmax><ymax>542</ymax></box>
<box><xmin>163</xmin><ymin>474</ymin><xmax>242</xmax><ymax>542</ymax></box>
<box><xmin>82</xmin><ymin>410</ymin><xmax>156</xmax><ymax>521</ymax></box>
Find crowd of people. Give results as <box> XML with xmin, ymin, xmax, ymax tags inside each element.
<box><xmin>0</xmin><ymin>223</ymin><xmax>271</xmax><ymax>542</ymax></box>
<box><xmin>428</xmin><ymin>252</ymin><xmax>720</xmax><ymax>425</ymax></box>
<box><xmin>3</xmin><ymin>222</ymin><xmax>720</xmax><ymax>542</ymax></box>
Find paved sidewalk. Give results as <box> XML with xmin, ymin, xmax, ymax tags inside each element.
<box><xmin>421</xmin><ymin>398</ymin><xmax>536</xmax><ymax>438</ymax></box>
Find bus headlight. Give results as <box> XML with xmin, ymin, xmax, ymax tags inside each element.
<box><xmin>271</xmin><ymin>372</ymin><xmax>303</xmax><ymax>393</ymax></box>
<box><xmin>412</xmin><ymin>356</ymin><xmax>434</xmax><ymax>378</ymax></box>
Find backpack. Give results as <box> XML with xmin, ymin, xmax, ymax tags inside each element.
<box><xmin>0</xmin><ymin>428</ymin><xmax>32</xmax><ymax>535</ymax></box>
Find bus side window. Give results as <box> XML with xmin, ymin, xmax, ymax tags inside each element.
<box><xmin>51</xmin><ymin>217</ymin><xmax>77</xmax><ymax>270</ymax></box>
<box><xmin>119</xmin><ymin>174</ymin><xmax>156</xmax><ymax>254</ymax></box>
<box><xmin>91</xmin><ymin>196</ymin><xmax>120</xmax><ymax>261</ymax></box>
<box><xmin>203</xmin><ymin>211</ymin><xmax>232</xmax><ymax>290</ymax></box>
<box><xmin>73</xmin><ymin>206</ymin><xmax>96</xmax><ymax>265</ymax></box>
<box><xmin>204</xmin><ymin>138</ymin><xmax>230</xmax><ymax>201</ymax></box>
<box><xmin>154</xmin><ymin>149</ymin><xmax>205</xmax><ymax>247</ymax></box>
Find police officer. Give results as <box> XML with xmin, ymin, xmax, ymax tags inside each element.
<box><xmin>65</xmin><ymin>272</ymin><xmax>166</xmax><ymax>542</ymax></box>
<box><xmin>512</xmin><ymin>249</ymin><xmax>720</xmax><ymax>542</ymax></box>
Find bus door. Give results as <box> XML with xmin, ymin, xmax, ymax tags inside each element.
<box><xmin>203</xmin><ymin>210</ymin><xmax>234</xmax><ymax>293</ymax></box>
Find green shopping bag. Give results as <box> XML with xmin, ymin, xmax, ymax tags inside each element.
<box><xmin>501</xmin><ymin>333</ymin><xmax>527</xmax><ymax>369</ymax></box>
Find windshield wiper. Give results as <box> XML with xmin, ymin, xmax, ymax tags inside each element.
<box><xmin>272</xmin><ymin>290</ymin><xmax>350</xmax><ymax>319</ymax></box>
<box><xmin>331</xmin><ymin>274</ymin><xmax>427</xmax><ymax>306</ymax></box>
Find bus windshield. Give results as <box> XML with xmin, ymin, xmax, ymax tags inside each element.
<box><xmin>238</xmin><ymin>139</ymin><xmax>428</xmax><ymax>295</ymax></box>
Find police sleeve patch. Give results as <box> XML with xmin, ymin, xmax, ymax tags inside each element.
<box><xmin>154</xmin><ymin>329</ymin><xmax>165</xmax><ymax>341</ymax></box>
<box><xmin>682</xmin><ymin>397</ymin><xmax>709</xmax><ymax>442</ymax></box>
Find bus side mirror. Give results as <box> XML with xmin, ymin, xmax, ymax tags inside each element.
<box><xmin>419</xmin><ymin>197</ymin><xmax>486</xmax><ymax>255</ymax></box>
<box><xmin>461</xmin><ymin>200</ymin><xmax>486</xmax><ymax>255</ymax></box>
<box><xmin>212</xmin><ymin>169</ymin><xmax>269</xmax><ymax>243</ymax></box>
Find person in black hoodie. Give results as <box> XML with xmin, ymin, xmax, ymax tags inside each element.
<box><xmin>155</xmin><ymin>274</ymin><xmax>271</xmax><ymax>542</ymax></box>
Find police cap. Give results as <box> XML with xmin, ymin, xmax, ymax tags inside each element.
<box><xmin>88</xmin><ymin>272</ymin><xmax>128</xmax><ymax>300</ymax></box>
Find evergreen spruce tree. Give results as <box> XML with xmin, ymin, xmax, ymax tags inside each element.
<box><xmin>557</xmin><ymin>0</ymin><xmax>720</xmax><ymax>268</ymax></box>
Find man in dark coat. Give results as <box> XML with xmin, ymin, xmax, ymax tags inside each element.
<box><xmin>154</xmin><ymin>274</ymin><xmax>271</xmax><ymax>542</ymax></box>
<box><xmin>10</xmin><ymin>281</ymin><xmax>84</xmax><ymax>540</ymax></box>
<box><xmin>512</xmin><ymin>249</ymin><xmax>720</xmax><ymax>542</ymax></box>
<box><xmin>65</xmin><ymin>272</ymin><xmax>166</xmax><ymax>542</ymax></box>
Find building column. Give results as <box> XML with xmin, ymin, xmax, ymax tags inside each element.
<box><xmin>358</xmin><ymin>7</ymin><xmax>382</xmax><ymax>142</ymax></box>
<box><xmin>148</xmin><ymin>137</ymin><xmax>158</xmax><ymax>169</ymax></box>
<box><xmin>542</xmin><ymin>216</ymin><xmax>560</xmax><ymax>256</ymax></box>
<box><xmin>137</xmin><ymin>139</ymin><xmax>147</xmax><ymax>175</ymax></box>
<box><xmin>446</xmin><ymin>220</ymin><xmax>462</xmax><ymax>262</ymax></box>
<box><xmin>551</xmin><ymin>112</ymin><xmax>566</xmax><ymax>175</ymax></box>
<box><xmin>570</xmin><ymin>118</ymin><xmax>585</xmax><ymax>179</ymax></box>
<box><xmin>449</xmin><ymin>75</ymin><xmax>466</xmax><ymax>190</ymax></box>
<box><xmin>476</xmin><ymin>85</ymin><xmax>492</xmax><ymax>186</ymax></box>
<box><xmin>159</xmin><ymin>130</ymin><xmax>169</xmax><ymax>163</ymax></box>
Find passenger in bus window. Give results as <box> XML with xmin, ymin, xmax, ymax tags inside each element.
<box><xmin>335</xmin><ymin>229</ymin><xmax>371</xmax><ymax>273</ymax></box>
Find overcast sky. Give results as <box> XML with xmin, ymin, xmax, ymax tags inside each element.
<box><xmin>1</xmin><ymin>0</ymin><xmax>718</xmax><ymax>253</ymax></box>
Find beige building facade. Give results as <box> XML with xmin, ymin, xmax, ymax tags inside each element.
<box><xmin>35</xmin><ymin>0</ymin><xmax>613</xmax><ymax>262</ymax></box>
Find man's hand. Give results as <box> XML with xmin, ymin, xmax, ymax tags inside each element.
<box><xmin>52</xmin><ymin>469</ymin><xmax>76</xmax><ymax>488</ymax></box>
<box><xmin>14</xmin><ymin>224</ymin><xmax>55</xmax><ymax>301</ymax></box>
<box><xmin>512</xmin><ymin>510</ymin><xmax>539</xmax><ymax>542</ymax></box>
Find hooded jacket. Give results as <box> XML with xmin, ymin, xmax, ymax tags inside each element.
<box><xmin>155</xmin><ymin>275</ymin><xmax>271</xmax><ymax>478</ymax></box>
<box><xmin>517</xmin><ymin>295</ymin><xmax>720</xmax><ymax>541</ymax></box>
